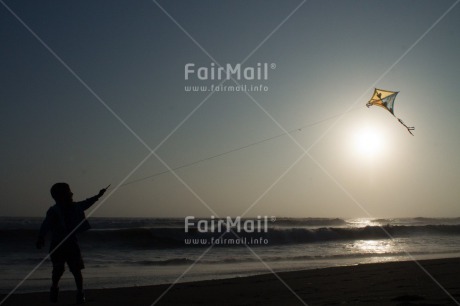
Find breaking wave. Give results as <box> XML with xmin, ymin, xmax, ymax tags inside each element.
<box><xmin>3</xmin><ymin>224</ymin><xmax>460</xmax><ymax>249</ymax></box>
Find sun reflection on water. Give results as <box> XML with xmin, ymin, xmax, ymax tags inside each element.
<box><xmin>347</xmin><ymin>218</ymin><xmax>381</xmax><ymax>227</ymax></box>
<box><xmin>352</xmin><ymin>239</ymin><xmax>396</xmax><ymax>254</ymax></box>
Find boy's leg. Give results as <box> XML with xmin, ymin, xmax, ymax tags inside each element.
<box><xmin>71</xmin><ymin>269</ymin><xmax>83</xmax><ymax>292</ymax></box>
<box><xmin>50</xmin><ymin>264</ymin><xmax>64</xmax><ymax>303</ymax></box>
<box><xmin>71</xmin><ymin>269</ymin><xmax>85</xmax><ymax>304</ymax></box>
<box><xmin>50</xmin><ymin>244</ymin><xmax>65</xmax><ymax>288</ymax></box>
<box><xmin>68</xmin><ymin>244</ymin><xmax>85</xmax><ymax>291</ymax></box>
<box><xmin>51</xmin><ymin>264</ymin><xmax>65</xmax><ymax>287</ymax></box>
<box><xmin>68</xmin><ymin>244</ymin><xmax>85</xmax><ymax>304</ymax></box>
<box><xmin>50</xmin><ymin>245</ymin><xmax>66</xmax><ymax>303</ymax></box>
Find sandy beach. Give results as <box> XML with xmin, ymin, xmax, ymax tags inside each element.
<box><xmin>2</xmin><ymin>257</ymin><xmax>460</xmax><ymax>306</ymax></box>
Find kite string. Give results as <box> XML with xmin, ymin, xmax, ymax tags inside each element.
<box><xmin>121</xmin><ymin>106</ymin><xmax>364</xmax><ymax>187</ymax></box>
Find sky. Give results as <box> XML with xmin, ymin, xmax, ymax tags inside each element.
<box><xmin>1</xmin><ymin>0</ymin><xmax>460</xmax><ymax>218</ymax></box>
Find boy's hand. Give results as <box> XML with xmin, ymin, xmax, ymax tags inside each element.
<box><xmin>97</xmin><ymin>189</ymin><xmax>106</xmax><ymax>198</ymax></box>
<box><xmin>36</xmin><ymin>237</ymin><xmax>45</xmax><ymax>249</ymax></box>
<box><xmin>97</xmin><ymin>184</ymin><xmax>110</xmax><ymax>198</ymax></box>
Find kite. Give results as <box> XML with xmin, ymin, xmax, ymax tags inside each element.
<box><xmin>366</xmin><ymin>88</ymin><xmax>414</xmax><ymax>135</ymax></box>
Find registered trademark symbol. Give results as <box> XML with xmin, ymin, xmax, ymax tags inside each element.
<box><xmin>270</xmin><ymin>63</ymin><xmax>276</xmax><ymax>69</ymax></box>
<box><xmin>271</xmin><ymin>216</ymin><xmax>276</xmax><ymax>222</ymax></box>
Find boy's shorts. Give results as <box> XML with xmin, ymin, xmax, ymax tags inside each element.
<box><xmin>50</xmin><ymin>242</ymin><xmax>85</xmax><ymax>272</ymax></box>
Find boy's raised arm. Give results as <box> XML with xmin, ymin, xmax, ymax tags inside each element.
<box><xmin>78</xmin><ymin>185</ymin><xmax>109</xmax><ymax>211</ymax></box>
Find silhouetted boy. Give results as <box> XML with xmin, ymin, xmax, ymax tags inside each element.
<box><xmin>36</xmin><ymin>183</ymin><xmax>107</xmax><ymax>304</ymax></box>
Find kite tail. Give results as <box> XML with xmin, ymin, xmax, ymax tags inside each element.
<box><xmin>398</xmin><ymin>118</ymin><xmax>415</xmax><ymax>136</ymax></box>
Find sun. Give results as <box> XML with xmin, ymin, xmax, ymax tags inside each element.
<box><xmin>353</xmin><ymin>128</ymin><xmax>385</xmax><ymax>157</ymax></box>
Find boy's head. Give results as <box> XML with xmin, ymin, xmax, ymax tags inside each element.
<box><xmin>50</xmin><ymin>183</ymin><xmax>73</xmax><ymax>203</ymax></box>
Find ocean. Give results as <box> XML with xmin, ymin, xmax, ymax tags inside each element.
<box><xmin>1</xmin><ymin>216</ymin><xmax>460</xmax><ymax>294</ymax></box>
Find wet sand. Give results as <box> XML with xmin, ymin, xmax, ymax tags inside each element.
<box><xmin>2</xmin><ymin>257</ymin><xmax>460</xmax><ymax>305</ymax></box>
